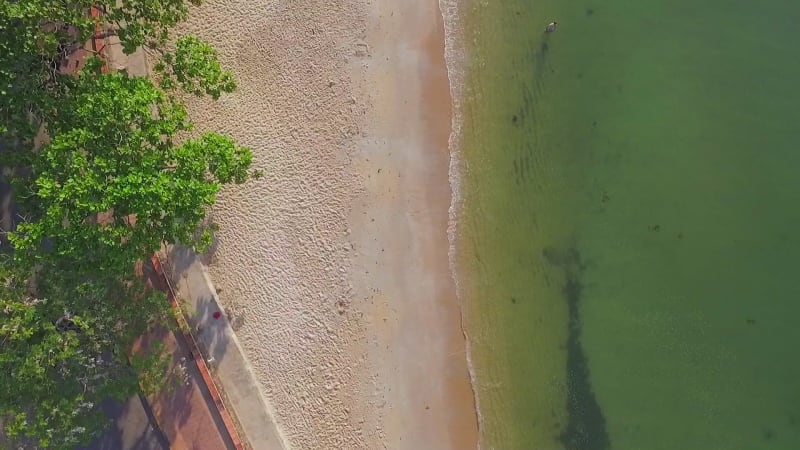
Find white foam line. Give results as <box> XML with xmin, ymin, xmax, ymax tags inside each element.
<box><xmin>438</xmin><ymin>1</ymin><xmax>486</xmax><ymax>449</ymax></box>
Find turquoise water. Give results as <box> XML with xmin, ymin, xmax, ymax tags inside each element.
<box><xmin>457</xmin><ymin>0</ymin><xmax>800</xmax><ymax>449</ymax></box>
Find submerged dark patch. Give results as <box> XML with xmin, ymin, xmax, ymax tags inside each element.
<box><xmin>542</xmin><ymin>246</ymin><xmax>580</xmax><ymax>267</ymax></box>
<box><xmin>543</xmin><ymin>246</ymin><xmax>610</xmax><ymax>450</ymax></box>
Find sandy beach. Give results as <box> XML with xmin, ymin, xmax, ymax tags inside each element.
<box><xmin>176</xmin><ymin>0</ymin><xmax>477</xmax><ymax>448</ymax></box>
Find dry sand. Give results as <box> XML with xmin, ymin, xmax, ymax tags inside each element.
<box><xmin>177</xmin><ymin>0</ymin><xmax>477</xmax><ymax>448</ymax></box>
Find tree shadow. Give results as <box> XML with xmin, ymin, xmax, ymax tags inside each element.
<box><xmin>166</xmin><ymin>245</ymin><xmax>195</xmax><ymax>286</ymax></box>
<box><xmin>199</xmin><ymin>219</ymin><xmax>220</xmax><ymax>267</ymax></box>
<box><xmin>148</xmin><ymin>245</ymin><xmax>238</xmax><ymax>449</ymax></box>
<box><xmin>135</xmin><ymin>318</ymin><xmax>234</xmax><ymax>449</ymax></box>
<box><xmin>0</xmin><ymin>177</ymin><xmax>18</xmax><ymax>252</ymax></box>
<box><xmin>137</xmin><ymin>326</ymin><xmax>194</xmax><ymax>431</ymax></box>
<box><xmin>142</xmin><ymin>253</ymin><xmax>236</xmax><ymax>449</ymax></box>
<box><xmin>191</xmin><ymin>294</ymin><xmax>232</xmax><ymax>370</ymax></box>
<box><xmin>165</xmin><ymin>223</ymin><xmax>220</xmax><ymax>281</ymax></box>
<box><xmin>171</xmin><ymin>327</ymin><xmax>237</xmax><ymax>450</ymax></box>
<box><xmin>162</xmin><ymin>245</ymin><xmax>232</xmax><ymax>368</ymax></box>
<box><xmin>78</xmin><ymin>396</ymin><xmax>168</xmax><ymax>450</ymax></box>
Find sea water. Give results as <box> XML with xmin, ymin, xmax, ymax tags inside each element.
<box><xmin>451</xmin><ymin>0</ymin><xmax>800</xmax><ymax>448</ymax></box>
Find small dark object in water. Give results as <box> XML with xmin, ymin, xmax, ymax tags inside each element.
<box><xmin>746</xmin><ymin>318</ymin><xmax>756</xmax><ymax>325</ymax></box>
<box><xmin>512</xmin><ymin>114</ymin><xmax>519</xmax><ymax>124</ymax></box>
<box><xmin>677</xmin><ymin>232</ymin><xmax>684</xmax><ymax>239</ymax></box>
<box><xmin>649</xmin><ymin>224</ymin><xmax>661</xmax><ymax>232</ymax></box>
<box><xmin>546</xmin><ymin>21</ymin><xmax>558</xmax><ymax>33</ymax></box>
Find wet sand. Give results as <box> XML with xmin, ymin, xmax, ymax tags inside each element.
<box><xmin>350</xmin><ymin>0</ymin><xmax>478</xmax><ymax>448</ymax></box>
<box><xmin>176</xmin><ymin>0</ymin><xmax>477</xmax><ymax>448</ymax></box>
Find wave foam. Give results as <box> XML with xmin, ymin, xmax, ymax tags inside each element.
<box><xmin>438</xmin><ymin>1</ymin><xmax>486</xmax><ymax>448</ymax></box>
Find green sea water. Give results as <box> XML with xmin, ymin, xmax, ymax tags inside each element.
<box><xmin>456</xmin><ymin>0</ymin><xmax>800</xmax><ymax>449</ymax></box>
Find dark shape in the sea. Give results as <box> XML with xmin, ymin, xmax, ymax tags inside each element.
<box><xmin>561</xmin><ymin>275</ymin><xmax>611</xmax><ymax>450</ymax></box>
<box><xmin>543</xmin><ymin>246</ymin><xmax>611</xmax><ymax>450</ymax></box>
<box><xmin>586</xmin><ymin>8</ymin><xmax>595</xmax><ymax>17</ymax></box>
<box><xmin>762</xmin><ymin>427</ymin><xmax>775</xmax><ymax>440</ymax></box>
<box><xmin>746</xmin><ymin>318</ymin><xmax>756</xmax><ymax>325</ymax></box>
<box><xmin>512</xmin><ymin>114</ymin><xmax>519</xmax><ymax>124</ymax></box>
<box><xmin>648</xmin><ymin>224</ymin><xmax>661</xmax><ymax>232</ymax></box>
<box><xmin>542</xmin><ymin>246</ymin><xmax>580</xmax><ymax>267</ymax></box>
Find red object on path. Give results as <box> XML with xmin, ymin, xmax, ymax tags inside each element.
<box><xmin>213</xmin><ymin>311</ymin><xmax>222</xmax><ymax>320</ymax></box>
<box><xmin>150</xmin><ymin>255</ymin><xmax>245</xmax><ymax>450</ymax></box>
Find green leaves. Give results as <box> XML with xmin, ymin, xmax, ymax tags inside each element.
<box><xmin>158</xmin><ymin>36</ymin><xmax>236</xmax><ymax>99</ymax></box>
<box><xmin>0</xmin><ymin>265</ymin><xmax>172</xmax><ymax>449</ymax></box>
<box><xmin>0</xmin><ymin>0</ymin><xmax>95</xmax><ymax>140</ymax></box>
<box><xmin>1</xmin><ymin>1</ymin><xmax>262</xmax><ymax>447</ymax></box>
<box><xmin>104</xmin><ymin>0</ymin><xmax>194</xmax><ymax>54</ymax></box>
<box><xmin>181</xmin><ymin>133</ymin><xmax>253</xmax><ymax>184</ymax></box>
<box><xmin>9</xmin><ymin>61</ymin><xmax>254</xmax><ymax>273</ymax></box>
<box><xmin>0</xmin><ymin>1</ymin><xmax>218</xmax><ymax>140</ymax></box>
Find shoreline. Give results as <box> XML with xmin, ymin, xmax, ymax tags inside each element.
<box><xmin>351</xmin><ymin>0</ymin><xmax>479</xmax><ymax>447</ymax></box>
<box><xmin>176</xmin><ymin>0</ymin><xmax>478</xmax><ymax>448</ymax></box>
<box><xmin>439</xmin><ymin>0</ymin><xmax>485</xmax><ymax>447</ymax></box>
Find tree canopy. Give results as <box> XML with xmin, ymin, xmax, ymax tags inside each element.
<box><xmin>0</xmin><ymin>1</ymin><xmax>256</xmax><ymax>447</ymax></box>
<box><xmin>1</xmin><ymin>0</ymin><xmax>204</xmax><ymax>139</ymax></box>
<box><xmin>0</xmin><ymin>263</ymin><xmax>171</xmax><ymax>448</ymax></box>
<box><xmin>11</xmin><ymin>58</ymin><xmax>251</xmax><ymax>274</ymax></box>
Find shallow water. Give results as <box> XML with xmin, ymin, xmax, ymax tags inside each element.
<box><xmin>456</xmin><ymin>0</ymin><xmax>800</xmax><ymax>448</ymax></box>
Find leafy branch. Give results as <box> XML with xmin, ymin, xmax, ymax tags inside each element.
<box><xmin>0</xmin><ymin>1</ymin><xmax>263</xmax><ymax>447</ymax></box>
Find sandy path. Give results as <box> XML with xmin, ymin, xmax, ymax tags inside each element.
<box><xmin>177</xmin><ymin>0</ymin><xmax>477</xmax><ymax>448</ymax></box>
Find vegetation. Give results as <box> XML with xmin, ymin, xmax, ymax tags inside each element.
<box><xmin>0</xmin><ymin>1</ymin><xmax>254</xmax><ymax>447</ymax></box>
